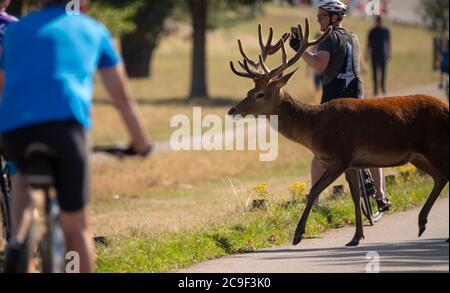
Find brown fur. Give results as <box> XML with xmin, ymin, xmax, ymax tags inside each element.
<box><xmin>276</xmin><ymin>93</ymin><xmax>449</xmax><ymax>176</ymax></box>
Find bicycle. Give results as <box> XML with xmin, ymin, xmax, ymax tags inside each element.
<box><xmin>20</xmin><ymin>143</ymin><xmax>66</xmax><ymax>273</ymax></box>
<box><xmin>3</xmin><ymin>143</ymin><xmax>148</xmax><ymax>273</ymax></box>
<box><xmin>359</xmin><ymin>169</ymin><xmax>384</xmax><ymax>226</ymax></box>
<box><xmin>1</xmin><ymin>156</ymin><xmax>12</xmax><ymax>254</ymax></box>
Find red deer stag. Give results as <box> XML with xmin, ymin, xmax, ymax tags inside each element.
<box><xmin>228</xmin><ymin>19</ymin><xmax>449</xmax><ymax>247</ymax></box>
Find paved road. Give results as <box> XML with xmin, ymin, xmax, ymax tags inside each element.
<box><xmin>176</xmin><ymin>198</ymin><xmax>449</xmax><ymax>273</ymax></box>
<box><xmin>389</xmin><ymin>83</ymin><xmax>447</xmax><ymax>101</ymax></box>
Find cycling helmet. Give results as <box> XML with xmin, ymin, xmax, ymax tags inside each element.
<box><xmin>318</xmin><ymin>0</ymin><xmax>348</xmax><ymax>16</ymax></box>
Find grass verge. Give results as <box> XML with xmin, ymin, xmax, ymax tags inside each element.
<box><xmin>96</xmin><ymin>173</ymin><xmax>449</xmax><ymax>272</ymax></box>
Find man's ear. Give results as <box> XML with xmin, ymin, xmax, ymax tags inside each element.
<box><xmin>273</xmin><ymin>68</ymin><xmax>298</xmax><ymax>87</ymax></box>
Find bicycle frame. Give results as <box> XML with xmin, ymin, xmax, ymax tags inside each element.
<box><xmin>3</xmin><ymin>145</ymin><xmax>66</xmax><ymax>273</ymax></box>
<box><xmin>35</xmin><ymin>185</ymin><xmax>65</xmax><ymax>273</ymax></box>
<box><xmin>359</xmin><ymin>169</ymin><xmax>383</xmax><ymax>226</ymax></box>
<box><xmin>24</xmin><ymin>147</ymin><xmax>65</xmax><ymax>273</ymax></box>
<box><xmin>0</xmin><ymin>156</ymin><xmax>11</xmax><ymax>247</ymax></box>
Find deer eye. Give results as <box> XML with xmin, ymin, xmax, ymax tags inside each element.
<box><xmin>256</xmin><ymin>93</ymin><xmax>265</xmax><ymax>99</ymax></box>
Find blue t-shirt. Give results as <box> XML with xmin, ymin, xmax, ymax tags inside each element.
<box><xmin>0</xmin><ymin>7</ymin><xmax>120</xmax><ymax>132</ymax></box>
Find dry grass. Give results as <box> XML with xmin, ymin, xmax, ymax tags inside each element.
<box><xmin>89</xmin><ymin>135</ymin><xmax>314</xmax><ymax>237</ymax></box>
<box><xmin>88</xmin><ymin>5</ymin><xmax>437</xmax><ymax>238</ymax></box>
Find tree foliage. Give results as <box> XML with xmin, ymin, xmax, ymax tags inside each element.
<box><xmin>89</xmin><ymin>1</ymin><xmax>140</xmax><ymax>36</ymax></box>
<box><xmin>419</xmin><ymin>0</ymin><xmax>449</xmax><ymax>36</ymax></box>
<box><xmin>172</xmin><ymin>0</ymin><xmax>268</xmax><ymax>30</ymax></box>
<box><xmin>6</xmin><ymin>0</ymin><xmax>269</xmax><ymax>98</ymax></box>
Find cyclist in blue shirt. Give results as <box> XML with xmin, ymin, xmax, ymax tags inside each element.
<box><xmin>0</xmin><ymin>0</ymin><xmax>152</xmax><ymax>272</ymax></box>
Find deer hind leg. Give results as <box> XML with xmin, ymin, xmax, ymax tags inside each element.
<box><xmin>293</xmin><ymin>162</ymin><xmax>346</xmax><ymax>246</ymax></box>
<box><xmin>345</xmin><ymin>169</ymin><xmax>365</xmax><ymax>247</ymax></box>
<box><xmin>411</xmin><ymin>156</ymin><xmax>449</xmax><ymax>238</ymax></box>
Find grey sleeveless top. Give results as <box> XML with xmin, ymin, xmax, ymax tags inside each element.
<box><xmin>317</xmin><ymin>27</ymin><xmax>361</xmax><ymax>86</ymax></box>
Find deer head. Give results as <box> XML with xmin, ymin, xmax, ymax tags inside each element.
<box><xmin>228</xmin><ymin>19</ymin><xmax>332</xmax><ymax>117</ymax></box>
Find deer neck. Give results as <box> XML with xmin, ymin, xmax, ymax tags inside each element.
<box><xmin>274</xmin><ymin>90</ymin><xmax>318</xmax><ymax>148</ymax></box>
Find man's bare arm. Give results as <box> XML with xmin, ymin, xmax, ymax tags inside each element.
<box><xmin>302</xmin><ymin>50</ymin><xmax>330</xmax><ymax>74</ymax></box>
<box><xmin>98</xmin><ymin>64</ymin><xmax>151</xmax><ymax>155</ymax></box>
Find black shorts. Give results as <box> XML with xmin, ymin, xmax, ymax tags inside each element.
<box><xmin>321</xmin><ymin>78</ymin><xmax>364</xmax><ymax>104</ymax></box>
<box><xmin>1</xmin><ymin>119</ymin><xmax>90</xmax><ymax>212</ymax></box>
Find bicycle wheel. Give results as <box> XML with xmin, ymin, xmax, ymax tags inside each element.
<box><xmin>39</xmin><ymin>195</ymin><xmax>65</xmax><ymax>273</ymax></box>
<box><xmin>0</xmin><ymin>195</ymin><xmax>9</xmax><ymax>252</ymax></box>
<box><xmin>0</xmin><ymin>170</ymin><xmax>11</xmax><ymax>251</ymax></box>
<box><xmin>359</xmin><ymin>170</ymin><xmax>383</xmax><ymax>225</ymax></box>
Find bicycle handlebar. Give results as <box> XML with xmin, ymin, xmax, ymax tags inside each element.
<box><xmin>92</xmin><ymin>144</ymin><xmax>153</xmax><ymax>158</ymax></box>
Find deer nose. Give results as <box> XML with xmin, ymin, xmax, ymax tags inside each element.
<box><xmin>228</xmin><ymin>108</ymin><xmax>237</xmax><ymax>116</ymax></box>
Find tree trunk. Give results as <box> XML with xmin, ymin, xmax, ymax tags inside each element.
<box><xmin>6</xmin><ymin>0</ymin><xmax>23</xmax><ymax>16</ymax></box>
<box><xmin>120</xmin><ymin>1</ymin><xmax>174</xmax><ymax>78</ymax></box>
<box><xmin>121</xmin><ymin>32</ymin><xmax>154</xmax><ymax>78</ymax></box>
<box><xmin>189</xmin><ymin>0</ymin><xmax>209</xmax><ymax>100</ymax></box>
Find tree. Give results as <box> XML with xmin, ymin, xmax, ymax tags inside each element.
<box><xmin>119</xmin><ymin>1</ymin><xmax>175</xmax><ymax>78</ymax></box>
<box><xmin>88</xmin><ymin>1</ymin><xmax>138</xmax><ymax>37</ymax></box>
<box><xmin>187</xmin><ymin>0</ymin><xmax>208</xmax><ymax>99</ymax></box>
<box><xmin>6</xmin><ymin>0</ymin><xmax>267</xmax><ymax>99</ymax></box>
<box><xmin>6</xmin><ymin>0</ymin><xmax>137</xmax><ymax>36</ymax></box>
<box><xmin>185</xmin><ymin>0</ymin><xmax>268</xmax><ymax>100</ymax></box>
<box><xmin>419</xmin><ymin>0</ymin><xmax>449</xmax><ymax>39</ymax></box>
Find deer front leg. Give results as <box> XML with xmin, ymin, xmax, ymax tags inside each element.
<box><xmin>418</xmin><ymin>178</ymin><xmax>448</xmax><ymax>237</ymax></box>
<box><xmin>345</xmin><ymin>169</ymin><xmax>365</xmax><ymax>247</ymax></box>
<box><xmin>293</xmin><ymin>162</ymin><xmax>346</xmax><ymax>246</ymax></box>
<box><xmin>411</xmin><ymin>156</ymin><xmax>448</xmax><ymax>238</ymax></box>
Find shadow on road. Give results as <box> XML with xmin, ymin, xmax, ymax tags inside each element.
<box><xmin>255</xmin><ymin>238</ymin><xmax>449</xmax><ymax>272</ymax></box>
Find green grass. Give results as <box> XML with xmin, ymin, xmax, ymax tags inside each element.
<box><xmin>96</xmin><ymin>174</ymin><xmax>449</xmax><ymax>272</ymax></box>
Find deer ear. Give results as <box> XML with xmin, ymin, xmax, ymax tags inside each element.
<box><xmin>274</xmin><ymin>68</ymin><xmax>299</xmax><ymax>87</ymax></box>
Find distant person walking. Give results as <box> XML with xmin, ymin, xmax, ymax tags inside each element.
<box><xmin>437</xmin><ymin>40</ymin><xmax>449</xmax><ymax>95</ymax></box>
<box><xmin>367</xmin><ymin>15</ymin><xmax>391</xmax><ymax>96</ymax></box>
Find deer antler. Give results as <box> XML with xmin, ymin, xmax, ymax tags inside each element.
<box><xmin>231</xmin><ymin>24</ymin><xmax>290</xmax><ymax>79</ymax></box>
<box><xmin>266</xmin><ymin>19</ymin><xmax>332</xmax><ymax>80</ymax></box>
<box><xmin>230</xmin><ymin>19</ymin><xmax>332</xmax><ymax>81</ymax></box>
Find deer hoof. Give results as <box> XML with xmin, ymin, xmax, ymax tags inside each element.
<box><xmin>345</xmin><ymin>239</ymin><xmax>360</xmax><ymax>247</ymax></box>
<box><xmin>418</xmin><ymin>225</ymin><xmax>426</xmax><ymax>237</ymax></box>
<box><xmin>292</xmin><ymin>235</ymin><xmax>303</xmax><ymax>246</ymax></box>
<box><xmin>418</xmin><ymin>218</ymin><xmax>427</xmax><ymax>237</ymax></box>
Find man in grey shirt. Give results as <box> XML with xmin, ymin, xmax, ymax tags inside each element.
<box><xmin>290</xmin><ymin>0</ymin><xmax>391</xmax><ymax>211</ymax></box>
